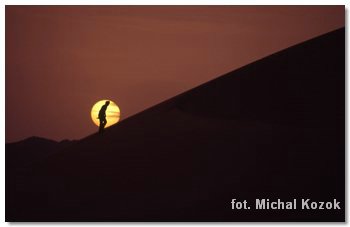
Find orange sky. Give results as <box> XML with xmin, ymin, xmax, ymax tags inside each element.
<box><xmin>5</xmin><ymin>6</ymin><xmax>344</xmax><ymax>143</ymax></box>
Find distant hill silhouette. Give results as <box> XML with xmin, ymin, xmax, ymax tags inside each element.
<box><xmin>6</xmin><ymin>27</ymin><xmax>344</xmax><ymax>221</ymax></box>
<box><xmin>6</xmin><ymin>137</ymin><xmax>74</xmax><ymax>168</ymax></box>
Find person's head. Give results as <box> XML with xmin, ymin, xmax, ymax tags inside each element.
<box><xmin>105</xmin><ymin>101</ymin><xmax>110</xmax><ymax>106</ymax></box>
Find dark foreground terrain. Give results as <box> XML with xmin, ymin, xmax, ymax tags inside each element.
<box><xmin>6</xmin><ymin>27</ymin><xmax>345</xmax><ymax>221</ymax></box>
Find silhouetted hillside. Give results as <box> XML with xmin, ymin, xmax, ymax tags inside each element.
<box><xmin>6</xmin><ymin>27</ymin><xmax>345</xmax><ymax>221</ymax></box>
<box><xmin>6</xmin><ymin>136</ymin><xmax>75</xmax><ymax>168</ymax></box>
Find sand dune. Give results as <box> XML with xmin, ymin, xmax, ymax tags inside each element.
<box><xmin>6</xmin><ymin>27</ymin><xmax>345</xmax><ymax>221</ymax></box>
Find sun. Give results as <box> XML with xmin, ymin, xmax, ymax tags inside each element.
<box><xmin>91</xmin><ymin>100</ymin><xmax>120</xmax><ymax>128</ymax></box>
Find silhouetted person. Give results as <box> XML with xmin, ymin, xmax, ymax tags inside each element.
<box><xmin>98</xmin><ymin>101</ymin><xmax>110</xmax><ymax>133</ymax></box>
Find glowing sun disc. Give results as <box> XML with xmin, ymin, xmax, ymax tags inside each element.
<box><xmin>91</xmin><ymin>100</ymin><xmax>120</xmax><ymax>128</ymax></box>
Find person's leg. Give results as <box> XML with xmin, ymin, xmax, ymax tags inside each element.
<box><xmin>99</xmin><ymin>119</ymin><xmax>104</xmax><ymax>133</ymax></box>
<box><xmin>99</xmin><ymin>118</ymin><xmax>107</xmax><ymax>133</ymax></box>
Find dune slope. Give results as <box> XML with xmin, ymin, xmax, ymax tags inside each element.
<box><xmin>6</xmin><ymin>27</ymin><xmax>345</xmax><ymax>221</ymax></box>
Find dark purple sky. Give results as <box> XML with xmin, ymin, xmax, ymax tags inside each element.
<box><xmin>6</xmin><ymin>6</ymin><xmax>344</xmax><ymax>143</ymax></box>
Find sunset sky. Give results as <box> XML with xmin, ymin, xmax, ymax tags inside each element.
<box><xmin>5</xmin><ymin>6</ymin><xmax>344</xmax><ymax>143</ymax></box>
